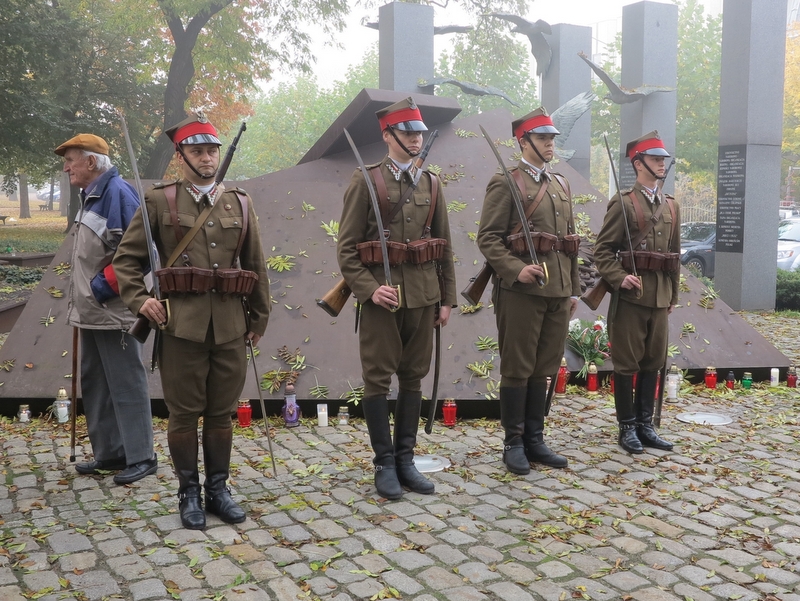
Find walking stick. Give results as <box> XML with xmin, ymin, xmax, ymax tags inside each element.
<box><xmin>69</xmin><ymin>327</ymin><xmax>78</xmax><ymax>462</ymax></box>
<box><xmin>247</xmin><ymin>340</ymin><xmax>278</xmax><ymax>476</ymax></box>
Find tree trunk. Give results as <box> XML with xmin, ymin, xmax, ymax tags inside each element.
<box><xmin>60</xmin><ymin>171</ymin><xmax>70</xmax><ymax>218</ymax></box>
<box><xmin>47</xmin><ymin>173</ymin><xmax>56</xmax><ymax>210</ymax></box>
<box><xmin>143</xmin><ymin>1</ymin><xmax>232</xmax><ymax>179</ymax></box>
<box><xmin>19</xmin><ymin>174</ymin><xmax>31</xmax><ymax>219</ymax></box>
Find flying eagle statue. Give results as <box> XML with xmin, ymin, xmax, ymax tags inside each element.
<box><xmin>578</xmin><ymin>51</ymin><xmax>675</xmax><ymax>104</ymax></box>
<box><xmin>485</xmin><ymin>13</ymin><xmax>552</xmax><ymax>77</ymax></box>
<box><xmin>418</xmin><ymin>77</ymin><xmax>520</xmax><ymax>107</ymax></box>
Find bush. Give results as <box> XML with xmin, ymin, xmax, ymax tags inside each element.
<box><xmin>776</xmin><ymin>269</ymin><xmax>800</xmax><ymax>310</ymax></box>
<box><xmin>0</xmin><ymin>265</ymin><xmax>45</xmax><ymax>287</ymax></box>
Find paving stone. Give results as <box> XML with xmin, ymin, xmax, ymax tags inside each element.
<box><xmin>537</xmin><ymin>560</ymin><xmax>573</xmax><ymax>579</ymax></box>
<box><xmin>47</xmin><ymin>530</ymin><xmax>92</xmax><ymax>554</ymax></box>
<box><xmin>129</xmin><ymin>578</ymin><xmax>167</xmax><ymax>601</ymax></box>
<box><xmin>425</xmin><ymin>545</ymin><xmax>468</xmax><ymax>565</ymax></box>
<box><xmin>466</xmin><ymin>545</ymin><xmax>503</xmax><ymax>564</ymax></box>
<box><xmin>417</xmin><ymin>566</ymin><xmax>463</xmax><ymax>590</ymax></box>
<box><xmin>454</xmin><ymin>561</ymin><xmax>502</xmax><ymax>583</ymax></box>
<box><xmin>67</xmin><ymin>570</ymin><xmax>121</xmax><ymax>600</ymax></box>
<box><xmin>0</xmin><ymin>586</ymin><xmax>26</xmax><ymax>601</ymax></box>
<box><xmin>267</xmin><ymin>576</ymin><xmax>305</xmax><ymax>601</ymax></box>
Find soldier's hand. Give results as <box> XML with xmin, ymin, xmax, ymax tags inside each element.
<box><xmin>668</xmin><ymin>304</ymin><xmax>675</xmax><ymax>315</ymax></box>
<box><xmin>517</xmin><ymin>264</ymin><xmax>545</xmax><ymax>284</ymax></box>
<box><xmin>620</xmin><ymin>275</ymin><xmax>642</xmax><ymax>291</ymax></box>
<box><xmin>569</xmin><ymin>297</ymin><xmax>579</xmax><ymax>318</ymax></box>
<box><xmin>372</xmin><ymin>285</ymin><xmax>398</xmax><ymax>310</ymax></box>
<box><xmin>246</xmin><ymin>331</ymin><xmax>261</xmax><ymax>347</ymax></box>
<box><xmin>435</xmin><ymin>305</ymin><xmax>451</xmax><ymax>327</ymax></box>
<box><xmin>140</xmin><ymin>298</ymin><xmax>167</xmax><ymax>327</ymax></box>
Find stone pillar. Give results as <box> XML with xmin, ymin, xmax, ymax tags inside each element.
<box><xmin>715</xmin><ymin>0</ymin><xmax>787</xmax><ymax>311</ymax></box>
<box><xmin>618</xmin><ymin>1</ymin><xmax>678</xmax><ymax>194</ymax></box>
<box><xmin>379</xmin><ymin>2</ymin><xmax>434</xmax><ymax>94</ymax></box>
<box><xmin>541</xmin><ymin>23</ymin><xmax>593</xmax><ymax>180</ymax></box>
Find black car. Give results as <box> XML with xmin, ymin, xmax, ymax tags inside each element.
<box><xmin>680</xmin><ymin>222</ymin><xmax>715</xmax><ymax>278</ymax></box>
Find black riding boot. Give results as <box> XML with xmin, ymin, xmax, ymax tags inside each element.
<box><xmin>394</xmin><ymin>390</ymin><xmax>435</xmax><ymax>494</ymax></box>
<box><xmin>614</xmin><ymin>373</ymin><xmax>643</xmax><ymax>454</ymax></box>
<box><xmin>362</xmin><ymin>396</ymin><xmax>402</xmax><ymax>500</ymax></box>
<box><xmin>523</xmin><ymin>380</ymin><xmax>568</xmax><ymax>468</ymax></box>
<box><xmin>203</xmin><ymin>427</ymin><xmax>246</xmax><ymax>524</ymax></box>
<box><xmin>168</xmin><ymin>430</ymin><xmax>205</xmax><ymax>530</ymax></box>
<box><xmin>636</xmin><ymin>371</ymin><xmax>674</xmax><ymax>451</ymax></box>
<box><xmin>500</xmin><ymin>386</ymin><xmax>530</xmax><ymax>475</ymax></box>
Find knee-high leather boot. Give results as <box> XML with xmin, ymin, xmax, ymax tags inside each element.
<box><xmin>393</xmin><ymin>390</ymin><xmax>434</xmax><ymax>494</ymax></box>
<box><xmin>636</xmin><ymin>371</ymin><xmax>674</xmax><ymax>451</ymax></box>
<box><xmin>203</xmin><ymin>427</ymin><xmax>246</xmax><ymax>524</ymax></box>
<box><xmin>614</xmin><ymin>373</ymin><xmax>643</xmax><ymax>454</ymax></box>
<box><xmin>500</xmin><ymin>386</ymin><xmax>530</xmax><ymax>475</ymax></box>
<box><xmin>168</xmin><ymin>430</ymin><xmax>205</xmax><ymax>530</ymax></box>
<box><xmin>523</xmin><ymin>381</ymin><xmax>568</xmax><ymax>468</ymax></box>
<box><xmin>362</xmin><ymin>396</ymin><xmax>402</xmax><ymax>500</ymax></box>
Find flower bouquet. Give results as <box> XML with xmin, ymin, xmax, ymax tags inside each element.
<box><xmin>567</xmin><ymin>318</ymin><xmax>611</xmax><ymax>378</ymax></box>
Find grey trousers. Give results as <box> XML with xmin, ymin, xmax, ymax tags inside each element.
<box><xmin>80</xmin><ymin>329</ymin><xmax>154</xmax><ymax>465</ymax></box>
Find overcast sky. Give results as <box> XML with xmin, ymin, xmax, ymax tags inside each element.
<box><xmin>300</xmin><ymin>0</ymin><xmax>724</xmax><ymax>89</ymax></box>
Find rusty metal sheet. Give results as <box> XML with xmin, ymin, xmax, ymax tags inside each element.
<box><xmin>0</xmin><ymin>102</ymin><xmax>788</xmax><ymax>406</ymax></box>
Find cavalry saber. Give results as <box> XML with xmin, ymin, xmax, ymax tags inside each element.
<box><xmin>248</xmin><ymin>340</ymin><xmax>277</xmax><ymax>476</ymax></box>
<box><xmin>343</xmin><ymin>128</ymin><xmax>399</xmax><ymax>310</ymax></box>
<box><xmin>424</xmin><ymin>311</ymin><xmax>442</xmax><ymax>435</ymax></box>
<box><xmin>603</xmin><ymin>134</ymin><xmax>642</xmax><ymax>298</ymax></box>
<box><xmin>479</xmin><ymin>125</ymin><xmax>545</xmax><ymax>288</ymax></box>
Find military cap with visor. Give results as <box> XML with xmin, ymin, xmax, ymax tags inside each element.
<box><xmin>165</xmin><ymin>113</ymin><xmax>222</xmax><ymax>147</ymax></box>
<box><xmin>376</xmin><ymin>97</ymin><xmax>428</xmax><ymax>132</ymax></box>
<box><xmin>512</xmin><ymin>107</ymin><xmax>560</xmax><ymax>140</ymax></box>
<box><xmin>54</xmin><ymin>134</ymin><xmax>110</xmax><ymax>157</ymax></box>
<box><xmin>626</xmin><ymin>130</ymin><xmax>670</xmax><ymax>159</ymax></box>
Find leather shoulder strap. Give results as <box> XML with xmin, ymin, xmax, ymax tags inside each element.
<box><xmin>628</xmin><ymin>191</ymin><xmax>668</xmax><ymax>250</ymax></box>
<box><xmin>367</xmin><ymin>165</ymin><xmax>390</xmax><ymax>237</ymax></box>
<box><xmin>164</xmin><ymin>184</ymin><xmax>183</xmax><ymax>243</ymax></box>
<box><xmin>232</xmin><ymin>191</ymin><xmax>249</xmax><ymax>267</ymax></box>
<box><xmin>422</xmin><ymin>173</ymin><xmax>439</xmax><ymax>238</ymax></box>
<box><xmin>165</xmin><ymin>201</ymin><xmax>215</xmax><ymax>268</ymax></box>
<box><xmin>510</xmin><ymin>173</ymin><xmax>550</xmax><ymax>236</ymax></box>
<box><xmin>551</xmin><ymin>172</ymin><xmax>571</xmax><ymax>199</ymax></box>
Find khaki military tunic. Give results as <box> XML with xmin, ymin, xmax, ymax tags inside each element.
<box><xmin>114</xmin><ymin>181</ymin><xmax>270</xmax><ymax>426</ymax></box>
<box><xmin>593</xmin><ymin>182</ymin><xmax>681</xmax><ymax>373</ymax></box>
<box><xmin>337</xmin><ymin>158</ymin><xmax>457</xmax><ymax>397</ymax></box>
<box><xmin>477</xmin><ymin>164</ymin><xmax>580</xmax><ymax>385</ymax></box>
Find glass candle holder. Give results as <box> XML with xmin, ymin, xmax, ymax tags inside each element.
<box><xmin>442</xmin><ymin>399</ymin><xmax>457</xmax><ymax>427</ymax></box>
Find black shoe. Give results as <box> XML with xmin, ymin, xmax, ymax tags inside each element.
<box><xmin>374</xmin><ymin>464</ymin><xmax>403</xmax><ymax>500</ymax></box>
<box><xmin>618</xmin><ymin>424</ymin><xmax>643</xmax><ymax>454</ymax></box>
<box><xmin>397</xmin><ymin>463</ymin><xmax>435</xmax><ymax>494</ymax></box>
<box><xmin>637</xmin><ymin>424</ymin><xmax>674</xmax><ymax>451</ymax></box>
<box><xmin>526</xmin><ymin>443</ymin><xmax>568</xmax><ymax>469</ymax></box>
<box><xmin>75</xmin><ymin>457</ymin><xmax>127</xmax><ymax>475</ymax></box>
<box><xmin>205</xmin><ymin>487</ymin><xmax>246</xmax><ymax>524</ymax></box>
<box><xmin>114</xmin><ymin>457</ymin><xmax>158</xmax><ymax>485</ymax></box>
<box><xmin>179</xmin><ymin>491</ymin><xmax>206</xmax><ymax>530</ymax></box>
<box><xmin>503</xmin><ymin>443</ymin><xmax>531</xmax><ymax>475</ymax></box>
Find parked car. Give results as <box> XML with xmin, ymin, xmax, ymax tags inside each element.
<box><xmin>36</xmin><ymin>188</ymin><xmax>60</xmax><ymax>202</ymax></box>
<box><xmin>680</xmin><ymin>221</ymin><xmax>716</xmax><ymax>278</ymax></box>
<box><xmin>777</xmin><ymin>219</ymin><xmax>800</xmax><ymax>271</ymax></box>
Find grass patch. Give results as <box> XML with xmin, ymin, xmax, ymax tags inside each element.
<box><xmin>0</xmin><ymin>196</ymin><xmax>69</xmax><ymax>253</ymax></box>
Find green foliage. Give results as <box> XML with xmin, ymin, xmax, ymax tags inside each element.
<box><xmin>776</xmin><ymin>269</ymin><xmax>800</xmax><ymax>311</ymax></box>
<box><xmin>266</xmin><ymin>255</ymin><xmax>296</xmax><ymax>272</ymax></box>
<box><xmin>0</xmin><ymin>266</ymin><xmax>45</xmax><ymax>287</ymax></box>
<box><xmin>676</xmin><ymin>0</ymin><xmax>722</xmax><ymax>174</ymax></box>
<box><xmin>447</xmin><ymin>201</ymin><xmax>468</xmax><ymax>213</ymax></box>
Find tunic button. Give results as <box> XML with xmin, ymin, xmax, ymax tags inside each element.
<box><xmin>211</xmin><ymin>288</ymin><xmax>217</xmax><ymax>293</ymax></box>
<box><xmin>425</xmin><ymin>199</ymin><xmax>429</xmax><ymax>204</ymax></box>
<box><xmin>556</xmin><ymin>211</ymin><xmax>560</xmax><ymax>216</ymax></box>
<box><xmin>212</xmin><ymin>263</ymin><xmax>219</xmax><ymax>269</ymax></box>
<box><xmin>233</xmin><ymin>221</ymin><xmax>239</xmax><ymax>226</ymax></box>
<box><xmin>405</xmin><ymin>238</ymin><xmax>411</xmax><ymax>243</ymax></box>
<box><xmin>207</xmin><ymin>221</ymin><xmax>214</xmax><ymax>227</ymax></box>
<box><xmin>406</xmin><ymin>217</ymin><xmax>412</xmax><ymax>222</ymax></box>
<box><xmin>657</xmin><ymin>248</ymin><xmax>662</xmax><ymax>252</ymax></box>
<box><xmin>657</xmin><ymin>231</ymin><xmax>662</xmax><ymax>235</ymax></box>
<box><xmin>405</xmin><ymin>199</ymin><xmax>410</xmax><ymax>204</ymax></box>
<box><xmin>210</xmin><ymin>242</ymin><xmax>216</xmax><ymax>248</ymax></box>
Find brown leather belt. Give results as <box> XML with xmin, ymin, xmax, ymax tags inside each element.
<box><xmin>619</xmin><ymin>250</ymin><xmax>680</xmax><ymax>273</ymax></box>
<box><xmin>155</xmin><ymin>266</ymin><xmax>258</xmax><ymax>295</ymax></box>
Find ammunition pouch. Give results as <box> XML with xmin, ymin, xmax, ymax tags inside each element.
<box><xmin>619</xmin><ymin>250</ymin><xmax>680</xmax><ymax>273</ymax></box>
<box><xmin>507</xmin><ymin>232</ymin><xmax>581</xmax><ymax>257</ymax></box>
<box><xmin>407</xmin><ymin>238</ymin><xmax>447</xmax><ymax>264</ymax></box>
<box><xmin>356</xmin><ymin>240</ymin><xmax>408</xmax><ymax>266</ymax></box>
<box><xmin>155</xmin><ymin>266</ymin><xmax>258</xmax><ymax>295</ymax></box>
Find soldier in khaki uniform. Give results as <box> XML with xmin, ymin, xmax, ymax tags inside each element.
<box><xmin>114</xmin><ymin>114</ymin><xmax>270</xmax><ymax>529</ymax></box>
<box><xmin>337</xmin><ymin>98</ymin><xmax>457</xmax><ymax>500</ymax></box>
<box><xmin>594</xmin><ymin>131</ymin><xmax>678</xmax><ymax>454</ymax></box>
<box><xmin>477</xmin><ymin>107</ymin><xmax>580</xmax><ymax>474</ymax></box>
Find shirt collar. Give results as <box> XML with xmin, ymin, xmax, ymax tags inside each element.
<box><xmin>521</xmin><ymin>158</ymin><xmax>548</xmax><ymax>183</ymax></box>
<box><xmin>387</xmin><ymin>158</ymin><xmax>413</xmax><ymax>182</ymax></box>
<box><xmin>186</xmin><ymin>182</ymin><xmax>219</xmax><ymax>206</ymax></box>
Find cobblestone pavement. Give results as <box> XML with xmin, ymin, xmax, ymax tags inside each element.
<box><xmin>2</xmin><ymin>383</ymin><xmax>800</xmax><ymax>601</ymax></box>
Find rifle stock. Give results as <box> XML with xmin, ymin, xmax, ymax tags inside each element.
<box><xmin>580</xmin><ymin>278</ymin><xmax>612</xmax><ymax>311</ymax></box>
<box><xmin>461</xmin><ymin>261</ymin><xmax>493</xmax><ymax>306</ymax></box>
<box><xmin>128</xmin><ymin>315</ymin><xmax>151</xmax><ymax>343</ymax></box>
<box><xmin>317</xmin><ymin>278</ymin><xmax>352</xmax><ymax>317</ymax></box>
